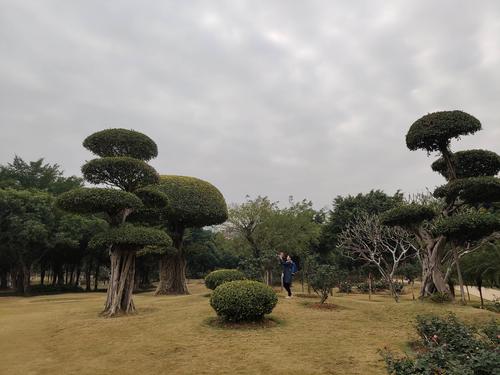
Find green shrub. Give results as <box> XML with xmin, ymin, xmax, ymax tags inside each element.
<box><xmin>382</xmin><ymin>313</ymin><xmax>499</xmax><ymax>375</ymax></box>
<box><xmin>309</xmin><ymin>264</ymin><xmax>340</xmax><ymax>303</ymax></box>
<box><xmin>210</xmin><ymin>280</ymin><xmax>277</xmax><ymax>322</ymax></box>
<box><xmin>205</xmin><ymin>269</ymin><xmax>246</xmax><ymax>290</ymax></box>
<box><xmin>429</xmin><ymin>291</ymin><xmax>452</xmax><ymax>303</ymax></box>
<box><xmin>338</xmin><ymin>281</ymin><xmax>352</xmax><ymax>293</ymax></box>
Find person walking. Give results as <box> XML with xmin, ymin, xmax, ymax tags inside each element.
<box><xmin>278</xmin><ymin>252</ymin><xmax>295</xmax><ymax>298</ymax></box>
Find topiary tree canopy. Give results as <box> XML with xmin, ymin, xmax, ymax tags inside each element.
<box><xmin>142</xmin><ymin>175</ymin><xmax>228</xmax><ymax>295</ymax></box>
<box><xmin>83</xmin><ymin>128</ymin><xmax>158</xmax><ymax>161</ymax></box>
<box><xmin>156</xmin><ymin>175</ymin><xmax>228</xmax><ymax>227</ymax></box>
<box><xmin>389</xmin><ymin>110</ymin><xmax>499</xmax><ymax>299</ymax></box>
<box><xmin>381</xmin><ymin>204</ymin><xmax>436</xmax><ymax>228</ymax></box>
<box><xmin>431</xmin><ymin>150</ymin><xmax>500</xmax><ymax>179</ymax></box>
<box><xmin>434</xmin><ymin>177</ymin><xmax>500</xmax><ymax>205</ymax></box>
<box><xmin>57</xmin><ymin>188</ymin><xmax>143</xmax><ymax>217</ymax></box>
<box><xmin>56</xmin><ymin>128</ymin><xmax>168</xmax><ymax>317</ymax></box>
<box><xmin>82</xmin><ymin>157</ymin><xmax>159</xmax><ymax>192</ymax></box>
<box><xmin>406</xmin><ymin>111</ymin><xmax>481</xmax><ymax>153</ymax></box>
<box><xmin>434</xmin><ymin>212</ymin><xmax>500</xmax><ymax>244</ymax></box>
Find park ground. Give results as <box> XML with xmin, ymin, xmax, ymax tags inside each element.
<box><xmin>0</xmin><ymin>281</ymin><xmax>497</xmax><ymax>375</ymax></box>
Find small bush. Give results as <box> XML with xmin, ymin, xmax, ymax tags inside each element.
<box><xmin>382</xmin><ymin>313</ymin><xmax>499</xmax><ymax>375</ymax></box>
<box><xmin>338</xmin><ymin>281</ymin><xmax>352</xmax><ymax>293</ymax></box>
<box><xmin>210</xmin><ymin>280</ymin><xmax>277</xmax><ymax>322</ymax></box>
<box><xmin>204</xmin><ymin>269</ymin><xmax>246</xmax><ymax>290</ymax></box>
<box><xmin>429</xmin><ymin>291</ymin><xmax>452</xmax><ymax>303</ymax></box>
<box><xmin>310</xmin><ymin>264</ymin><xmax>340</xmax><ymax>304</ymax></box>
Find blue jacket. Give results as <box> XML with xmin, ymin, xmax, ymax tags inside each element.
<box><xmin>281</xmin><ymin>260</ymin><xmax>294</xmax><ymax>284</ymax></box>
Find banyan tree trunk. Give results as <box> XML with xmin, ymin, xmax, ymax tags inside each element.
<box><xmin>419</xmin><ymin>240</ymin><xmax>451</xmax><ymax>298</ymax></box>
<box><xmin>155</xmin><ymin>227</ymin><xmax>189</xmax><ymax>295</ymax></box>
<box><xmin>102</xmin><ymin>247</ymin><xmax>136</xmax><ymax>317</ymax></box>
<box><xmin>155</xmin><ymin>253</ymin><xmax>189</xmax><ymax>295</ymax></box>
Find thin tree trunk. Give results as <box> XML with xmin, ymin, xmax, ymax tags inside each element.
<box><xmin>40</xmin><ymin>263</ymin><xmax>46</xmax><ymax>286</ymax></box>
<box><xmin>94</xmin><ymin>262</ymin><xmax>100</xmax><ymax>291</ymax></box>
<box><xmin>102</xmin><ymin>247</ymin><xmax>136</xmax><ymax>317</ymax></box>
<box><xmin>465</xmin><ymin>284</ymin><xmax>470</xmax><ymax>302</ymax></box>
<box><xmin>368</xmin><ymin>272</ymin><xmax>372</xmax><ymax>301</ymax></box>
<box><xmin>477</xmin><ymin>278</ymin><xmax>484</xmax><ymax>309</ymax></box>
<box><xmin>453</xmin><ymin>246</ymin><xmax>465</xmax><ymax>304</ymax></box>
<box><xmin>85</xmin><ymin>260</ymin><xmax>92</xmax><ymax>291</ymax></box>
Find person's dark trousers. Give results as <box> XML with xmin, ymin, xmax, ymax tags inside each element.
<box><xmin>283</xmin><ymin>282</ymin><xmax>292</xmax><ymax>296</ymax></box>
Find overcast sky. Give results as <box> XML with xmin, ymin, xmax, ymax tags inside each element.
<box><xmin>1</xmin><ymin>1</ymin><xmax>499</xmax><ymax>208</ymax></box>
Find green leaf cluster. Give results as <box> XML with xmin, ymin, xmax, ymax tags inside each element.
<box><xmin>433</xmin><ymin>211</ymin><xmax>500</xmax><ymax>243</ymax></box>
<box><xmin>89</xmin><ymin>223</ymin><xmax>172</xmax><ymax>250</ymax></box>
<box><xmin>381</xmin><ymin>204</ymin><xmax>436</xmax><ymax>228</ymax></box>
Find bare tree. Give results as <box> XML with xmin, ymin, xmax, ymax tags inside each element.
<box><xmin>338</xmin><ymin>213</ymin><xmax>417</xmax><ymax>302</ymax></box>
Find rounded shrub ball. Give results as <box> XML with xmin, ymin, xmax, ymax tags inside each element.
<box><xmin>210</xmin><ymin>280</ymin><xmax>278</xmax><ymax>322</ymax></box>
<box><xmin>205</xmin><ymin>269</ymin><xmax>245</xmax><ymax>290</ymax></box>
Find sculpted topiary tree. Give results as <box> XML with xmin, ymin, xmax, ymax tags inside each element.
<box><xmin>57</xmin><ymin>129</ymin><xmax>171</xmax><ymax>316</ymax></box>
<box><xmin>382</xmin><ymin>111</ymin><xmax>500</xmax><ymax>298</ymax></box>
<box><xmin>138</xmin><ymin>176</ymin><xmax>228</xmax><ymax>295</ymax></box>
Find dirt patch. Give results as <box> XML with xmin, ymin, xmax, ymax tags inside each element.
<box><xmin>307</xmin><ymin>302</ymin><xmax>339</xmax><ymax>310</ymax></box>
<box><xmin>204</xmin><ymin>316</ymin><xmax>281</xmax><ymax>330</ymax></box>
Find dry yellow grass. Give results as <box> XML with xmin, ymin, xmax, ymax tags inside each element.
<box><xmin>0</xmin><ymin>281</ymin><xmax>496</xmax><ymax>375</ymax></box>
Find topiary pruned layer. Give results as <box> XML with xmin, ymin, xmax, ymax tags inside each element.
<box><xmin>205</xmin><ymin>269</ymin><xmax>246</xmax><ymax>290</ymax></box>
<box><xmin>89</xmin><ymin>223</ymin><xmax>172</xmax><ymax>250</ymax></box>
<box><xmin>210</xmin><ymin>280</ymin><xmax>278</xmax><ymax>322</ymax></box>
<box><xmin>82</xmin><ymin>157</ymin><xmax>159</xmax><ymax>192</ymax></box>
<box><xmin>434</xmin><ymin>176</ymin><xmax>500</xmax><ymax>205</ymax></box>
<box><xmin>406</xmin><ymin>111</ymin><xmax>481</xmax><ymax>152</ymax></box>
<box><xmin>83</xmin><ymin>128</ymin><xmax>158</xmax><ymax>161</ymax></box>
<box><xmin>56</xmin><ymin>187</ymin><xmax>143</xmax><ymax>215</ymax></box>
<box><xmin>433</xmin><ymin>212</ymin><xmax>500</xmax><ymax>243</ymax></box>
<box><xmin>431</xmin><ymin>149</ymin><xmax>500</xmax><ymax>179</ymax></box>
<box><xmin>381</xmin><ymin>204</ymin><xmax>436</xmax><ymax>228</ymax></box>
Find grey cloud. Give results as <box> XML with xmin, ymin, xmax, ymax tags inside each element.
<box><xmin>1</xmin><ymin>0</ymin><xmax>499</xmax><ymax>208</ymax></box>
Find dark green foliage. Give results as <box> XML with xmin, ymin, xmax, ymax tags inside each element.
<box><xmin>57</xmin><ymin>188</ymin><xmax>143</xmax><ymax>216</ymax></box>
<box><xmin>406</xmin><ymin>111</ymin><xmax>481</xmax><ymax>152</ymax></box>
<box><xmin>89</xmin><ymin>223</ymin><xmax>171</xmax><ymax>250</ymax></box>
<box><xmin>432</xmin><ymin>150</ymin><xmax>500</xmax><ymax>179</ymax></box>
<box><xmin>0</xmin><ymin>156</ymin><xmax>83</xmax><ymax>194</ymax></box>
<box><xmin>434</xmin><ymin>177</ymin><xmax>500</xmax><ymax>205</ymax></box>
<box><xmin>433</xmin><ymin>211</ymin><xmax>500</xmax><ymax>243</ymax></box>
<box><xmin>155</xmin><ymin>175</ymin><xmax>228</xmax><ymax>228</ymax></box>
<box><xmin>338</xmin><ymin>281</ymin><xmax>352</xmax><ymax>293</ymax></box>
<box><xmin>310</xmin><ymin>264</ymin><xmax>341</xmax><ymax>303</ymax></box>
<box><xmin>381</xmin><ymin>204</ymin><xmax>436</xmax><ymax>228</ymax></box>
<box><xmin>82</xmin><ymin>157</ymin><xmax>159</xmax><ymax>192</ymax></box>
<box><xmin>204</xmin><ymin>269</ymin><xmax>246</xmax><ymax>290</ymax></box>
<box><xmin>83</xmin><ymin>128</ymin><xmax>158</xmax><ymax>161</ymax></box>
<box><xmin>135</xmin><ymin>186</ymin><xmax>170</xmax><ymax>208</ymax></box>
<box><xmin>210</xmin><ymin>280</ymin><xmax>278</xmax><ymax>322</ymax></box>
<box><xmin>318</xmin><ymin>190</ymin><xmax>403</xmax><ymax>258</ymax></box>
<box><xmin>383</xmin><ymin>314</ymin><xmax>499</xmax><ymax>375</ymax></box>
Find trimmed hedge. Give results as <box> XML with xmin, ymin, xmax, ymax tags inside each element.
<box><xmin>434</xmin><ymin>176</ymin><xmax>500</xmax><ymax>205</ymax></box>
<box><xmin>83</xmin><ymin>128</ymin><xmax>158</xmax><ymax>161</ymax></box>
<box><xmin>406</xmin><ymin>110</ymin><xmax>481</xmax><ymax>152</ymax></box>
<box><xmin>205</xmin><ymin>269</ymin><xmax>246</xmax><ymax>290</ymax></box>
<box><xmin>210</xmin><ymin>280</ymin><xmax>278</xmax><ymax>322</ymax></box>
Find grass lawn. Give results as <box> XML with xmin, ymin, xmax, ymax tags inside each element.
<box><xmin>0</xmin><ymin>281</ymin><xmax>496</xmax><ymax>375</ymax></box>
